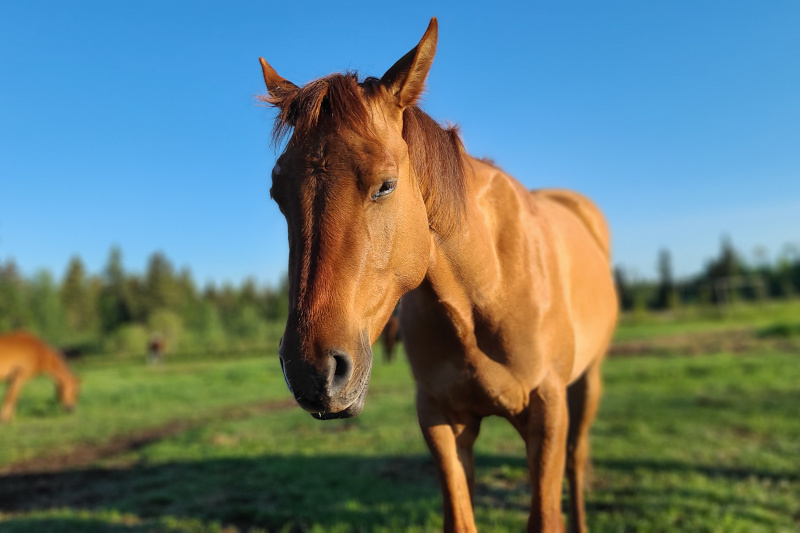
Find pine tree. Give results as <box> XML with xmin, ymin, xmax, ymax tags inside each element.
<box><xmin>144</xmin><ymin>251</ymin><xmax>180</xmax><ymax>316</ymax></box>
<box><xmin>613</xmin><ymin>267</ymin><xmax>634</xmax><ymax>311</ymax></box>
<box><xmin>0</xmin><ymin>259</ymin><xmax>29</xmax><ymax>332</ymax></box>
<box><xmin>703</xmin><ymin>237</ymin><xmax>744</xmax><ymax>304</ymax></box>
<box><xmin>655</xmin><ymin>249</ymin><xmax>679</xmax><ymax>310</ymax></box>
<box><xmin>61</xmin><ymin>256</ymin><xmax>96</xmax><ymax>332</ymax></box>
<box><xmin>29</xmin><ymin>270</ymin><xmax>65</xmax><ymax>340</ymax></box>
<box><xmin>98</xmin><ymin>246</ymin><xmax>132</xmax><ymax>332</ymax></box>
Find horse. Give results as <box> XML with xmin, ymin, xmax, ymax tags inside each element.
<box><xmin>147</xmin><ymin>334</ymin><xmax>167</xmax><ymax>365</ymax></box>
<box><xmin>259</xmin><ymin>18</ymin><xmax>617</xmax><ymax>532</ymax></box>
<box><xmin>380</xmin><ymin>307</ymin><xmax>401</xmax><ymax>363</ymax></box>
<box><xmin>0</xmin><ymin>332</ymin><xmax>81</xmax><ymax>422</ymax></box>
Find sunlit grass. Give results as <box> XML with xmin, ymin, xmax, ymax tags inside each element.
<box><xmin>1</xmin><ymin>308</ymin><xmax>799</xmax><ymax>531</ymax></box>
<box><xmin>614</xmin><ymin>299</ymin><xmax>800</xmax><ymax>341</ymax></box>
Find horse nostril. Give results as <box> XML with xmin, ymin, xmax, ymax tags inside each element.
<box><xmin>329</xmin><ymin>350</ymin><xmax>354</xmax><ymax>394</ymax></box>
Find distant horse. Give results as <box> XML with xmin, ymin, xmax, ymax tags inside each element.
<box><xmin>259</xmin><ymin>18</ymin><xmax>617</xmax><ymax>532</ymax></box>
<box><xmin>0</xmin><ymin>332</ymin><xmax>81</xmax><ymax>422</ymax></box>
<box><xmin>380</xmin><ymin>309</ymin><xmax>401</xmax><ymax>363</ymax></box>
<box><xmin>147</xmin><ymin>334</ymin><xmax>166</xmax><ymax>365</ymax></box>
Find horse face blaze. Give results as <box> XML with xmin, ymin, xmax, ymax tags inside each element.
<box><xmin>273</xmin><ymin>126</ymin><xmax>428</xmax><ymax>419</ymax></box>
<box><xmin>262</xmin><ymin>25</ymin><xmax>436</xmax><ymax>418</ymax></box>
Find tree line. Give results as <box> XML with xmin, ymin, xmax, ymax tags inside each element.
<box><xmin>0</xmin><ymin>247</ymin><xmax>288</xmax><ymax>355</ymax></box>
<box><xmin>2</xmin><ymin>238</ymin><xmax>799</xmax><ymax>354</ymax></box>
<box><xmin>615</xmin><ymin>238</ymin><xmax>800</xmax><ymax>312</ymax></box>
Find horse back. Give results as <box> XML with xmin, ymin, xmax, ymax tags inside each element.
<box><xmin>532</xmin><ymin>188</ymin><xmax>618</xmax><ymax>381</ymax></box>
<box><xmin>0</xmin><ymin>332</ymin><xmax>52</xmax><ymax>379</ymax></box>
<box><xmin>533</xmin><ymin>189</ymin><xmax>611</xmax><ymax>259</ymax></box>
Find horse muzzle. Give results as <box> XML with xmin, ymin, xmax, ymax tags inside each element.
<box><xmin>279</xmin><ymin>345</ymin><xmax>372</xmax><ymax>419</ymax></box>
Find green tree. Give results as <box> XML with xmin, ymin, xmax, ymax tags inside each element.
<box><xmin>228</xmin><ymin>305</ymin><xmax>268</xmax><ymax>344</ymax></box>
<box><xmin>655</xmin><ymin>249</ymin><xmax>679</xmax><ymax>310</ymax></box>
<box><xmin>98</xmin><ymin>246</ymin><xmax>133</xmax><ymax>332</ymax></box>
<box><xmin>264</xmin><ymin>275</ymin><xmax>289</xmax><ymax>322</ymax></box>
<box><xmin>186</xmin><ymin>300</ymin><xmax>227</xmax><ymax>349</ymax></box>
<box><xmin>143</xmin><ymin>251</ymin><xmax>180</xmax><ymax>316</ymax></box>
<box><xmin>613</xmin><ymin>267</ymin><xmax>634</xmax><ymax>311</ymax></box>
<box><xmin>176</xmin><ymin>267</ymin><xmax>199</xmax><ymax>313</ymax></box>
<box><xmin>703</xmin><ymin>237</ymin><xmax>744</xmax><ymax>305</ymax></box>
<box><xmin>29</xmin><ymin>270</ymin><xmax>65</xmax><ymax>341</ymax></box>
<box><xmin>147</xmin><ymin>309</ymin><xmax>185</xmax><ymax>352</ymax></box>
<box><xmin>61</xmin><ymin>256</ymin><xmax>96</xmax><ymax>332</ymax></box>
<box><xmin>0</xmin><ymin>259</ymin><xmax>29</xmax><ymax>332</ymax></box>
<box><xmin>776</xmin><ymin>243</ymin><xmax>799</xmax><ymax>299</ymax></box>
<box><xmin>239</xmin><ymin>278</ymin><xmax>260</xmax><ymax>309</ymax></box>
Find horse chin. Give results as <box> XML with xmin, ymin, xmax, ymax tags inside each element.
<box><xmin>310</xmin><ymin>383</ymin><xmax>369</xmax><ymax>420</ymax></box>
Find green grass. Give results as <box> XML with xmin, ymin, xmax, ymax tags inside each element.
<box><xmin>1</xmin><ymin>310</ymin><xmax>799</xmax><ymax>532</ymax></box>
<box><xmin>0</xmin><ymin>354</ymin><xmax>292</xmax><ymax>466</ymax></box>
<box><xmin>614</xmin><ymin>299</ymin><xmax>800</xmax><ymax>341</ymax></box>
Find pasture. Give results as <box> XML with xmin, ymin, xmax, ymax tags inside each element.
<box><xmin>1</xmin><ymin>304</ymin><xmax>799</xmax><ymax>532</ymax></box>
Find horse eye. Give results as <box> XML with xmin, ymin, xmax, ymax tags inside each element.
<box><xmin>372</xmin><ymin>180</ymin><xmax>397</xmax><ymax>200</ymax></box>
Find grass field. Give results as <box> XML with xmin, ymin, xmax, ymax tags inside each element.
<box><xmin>1</xmin><ymin>303</ymin><xmax>799</xmax><ymax>532</ymax></box>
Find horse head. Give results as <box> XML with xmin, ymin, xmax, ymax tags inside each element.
<box><xmin>57</xmin><ymin>373</ymin><xmax>81</xmax><ymax>412</ymax></box>
<box><xmin>260</xmin><ymin>19</ymin><xmax>448</xmax><ymax>419</ymax></box>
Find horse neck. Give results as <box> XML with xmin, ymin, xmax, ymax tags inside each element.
<box><xmin>422</xmin><ymin>155</ymin><xmax>510</xmax><ymax>312</ymax></box>
<box><xmin>41</xmin><ymin>349</ymin><xmax>74</xmax><ymax>383</ymax></box>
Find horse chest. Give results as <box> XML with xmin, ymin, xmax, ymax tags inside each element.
<box><xmin>405</xmin><ymin>329</ymin><xmax>537</xmax><ymax>418</ymax></box>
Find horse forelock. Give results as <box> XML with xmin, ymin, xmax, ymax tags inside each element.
<box><xmin>262</xmin><ymin>70</ymin><xmax>467</xmax><ymax>238</ymax></box>
<box><xmin>261</xmin><ymin>71</ymin><xmax>377</xmax><ymax>149</ymax></box>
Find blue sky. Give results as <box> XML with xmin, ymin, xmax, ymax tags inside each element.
<box><xmin>1</xmin><ymin>1</ymin><xmax>799</xmax><ymax>287</ymax></box>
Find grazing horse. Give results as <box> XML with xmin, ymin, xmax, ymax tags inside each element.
<box><xmin>0</xmin><ymin>332</ymin><xmax>81</xmax><ymax>422</ymax></box>
<box><xmin>259</xmin><ymin>18</ymin><xmax>617</xmax><ymax>532</ymax></box>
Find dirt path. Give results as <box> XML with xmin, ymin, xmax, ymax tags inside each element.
<box><xmin>609</xmin><ymin>327</ymin><xmax>799</xmax><ymax>357</ymax></box>
<box><xmin>0</xmin><ymin>397</ymin><xmax>297</xmax><ymax>476</ymax></box>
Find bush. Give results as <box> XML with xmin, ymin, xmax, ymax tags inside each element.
<box><xmin>147</xmin><ymin>309</ymin><xmax>185</xmax><ymax>352</ymax></box>
<box><xmin>106</xmin><ymin>324</ymin><xmax>149</xmax><ymax>355</ymax></box>
<box><xmin>757</xmin><ymin>322</ymin><xmax>800</xmax><ymax>339</ymax></box>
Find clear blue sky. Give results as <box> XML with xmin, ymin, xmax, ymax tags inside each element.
<box><xmin>2</xmin><ymin>1</ymin><xmax>799</xmax><ymax>287</ymax></box>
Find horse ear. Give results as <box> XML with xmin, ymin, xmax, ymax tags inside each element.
<box><xmin>259</xmin><ymin>57</ymin><xmax>299</xmax><ymax>102</ymax></box>
<box><xmin>380</xmin><ymin>18</ymin><xmax>438</xmax><ymax>108</ymax></box>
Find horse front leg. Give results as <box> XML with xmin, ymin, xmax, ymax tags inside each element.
<box><xmin>1</xmin><ymin>371</ymin><xmax>27</xmax><ymax>422</ymax></box>
<box><xmin>517</xmin><ymin>372</ymin><xmax>569</xmax><ymax>533</ymax></box>
<box><xmin>417</xmin><ymin>390</ymin><xmax>481</xmax><ymax>533</ymax></box>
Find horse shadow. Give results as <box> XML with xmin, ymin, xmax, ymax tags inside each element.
<box><xmin>1</xmin><ymin>454</ymin><xmax>794</xmax><ymax>531</ymax></box>
<box><xmin>0</xmin><ymin>454</ymin><xmax>447</xmax><ymax>531</ymax></box>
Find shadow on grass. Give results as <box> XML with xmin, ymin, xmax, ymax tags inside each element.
<box><xmin>0</xmin><ymin>455</ymin><xmax>449</xmax><ymax>531</ymax></box>
<box><xmin>587</xmin><ymin>458</ymin><xmax>798</xmax><ymax>529</ymax></box>
<box><xmin>0</xmin><ymin>517</ymin><xmax>143</xmax><ymax>533</ymax></box>
<box><xmin>595</xmin><ymin>457</ymin><xmax>798</xmax><ymax>483</ymax></box>
<box><xmin>1</xmin><ymin>454</ymin><xmax>796</xmax><ymax>531</ymax></box>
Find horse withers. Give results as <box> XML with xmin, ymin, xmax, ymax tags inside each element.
<box><xmin>259</xmin><ymin>18</ymin><xmax>617</xmax><ymax>532</ymax></box>
<box><xmin>0</xmin><ymin>332</ymin><xmax>81</xmax><ymax>422</ymax></box>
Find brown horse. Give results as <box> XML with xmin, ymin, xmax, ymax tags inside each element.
<box><xmin>147</xmin><ymin>333</ymin><xmax>167</xmax><ymax>365</ymax></box>
<box><xmin>0</xmin><ymin>332</ymin><xmax>81</xmax><ymax>422</ymax></box>
<box><xmin>259</xmin><ymin>18</ymin><xmax>617</xmax><ymax>532</ymax></box>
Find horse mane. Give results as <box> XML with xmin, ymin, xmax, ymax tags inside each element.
<box><xmin>402</xmin><ymin>106</ymin><xmax>466</xmax><ymax>237</ymax></box>
<box><xmin>260</xmin><ymin>72</ymin><xmax>466</xmax><ymax>237</ymax></box>
<box><xmin>42</xmin><ymin>342</ymin><xmax>73</xmax><ymax>377</ymax></box>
